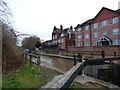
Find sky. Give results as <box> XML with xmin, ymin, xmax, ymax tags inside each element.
<box><xmin>6</xmin><ymin>0</ymin><xmax>120</xmax><ymax>42</ymax></box>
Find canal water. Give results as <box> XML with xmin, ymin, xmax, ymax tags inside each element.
<box><xmin>40</xmin><ymin>55</ymin><xmax>78</xmax><ymax>71</ymax></box>
<box><xmin>33</xmin><ymin>55</ymin><xmax>120</xmax><ymax>87</ymax></box>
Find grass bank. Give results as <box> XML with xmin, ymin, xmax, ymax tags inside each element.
<box><xmin>45</xmin><ymin>52</ymin><xmax>95</xmax><ymax>59</ymax></box>
<box><xmin>2</xmin><ymin>60</ymin><xmax>61</xmax><ymax>88</ymax></box>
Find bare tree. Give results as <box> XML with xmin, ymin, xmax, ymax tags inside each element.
<box><xmin>1</xmin><ymin>0</ymin><xmax>24</xmax><ymax>71</ymax></box>
<box><xmin>22</xmin><ymin>36</ymin><xmax>41</xmax><ymax>49</ymax></box>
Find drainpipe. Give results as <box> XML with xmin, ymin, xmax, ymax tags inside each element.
<box><xmin>89</xmin><ymin>23</ymin><xmax>92</xmax><ymax>46</ymax></box>
<box><xmin>82</xmin><ymin>26</ymin><xmax>84</xmax><ymax>47</ymax></box>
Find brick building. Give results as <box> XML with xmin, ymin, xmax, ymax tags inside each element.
<box><xmin>43</xmin><ymin>25</ymin><xmax>75</xmax><ymax>53</ymax></box>
<box><xmin>43</xmin><ymin>7</ymin><xmax>120</xmax><ymax>56</ymax></box>
<box><xmin>73</xmin><ymin>7</ymin><xmax>120</xmax><ymax>56</ymax></box>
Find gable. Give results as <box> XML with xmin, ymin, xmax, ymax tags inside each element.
<box><xmin>93</xmin><ymin>7</ymin><xmax>118</xmax><ymax>23</ymax></box>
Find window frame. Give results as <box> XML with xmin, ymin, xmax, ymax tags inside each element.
<box><xmin>102</xmin><ymin>20</ymin><xmax>108</xmax><ymax>26</ymax></box>
<box><xmin>94</xmin><ymin>23</ymin><xmax>98</xmax><ymax>28</ymax></box>
<box><xmin>85</xmin><ymin>25</ymin><xmax>89</xmax><ymax>30</ymax></box>
<box><xmin>85</xmin><ymin>34</ymin><xmax>89</xmax><ymax>38</ymax></box>
<box><xmin>78</xmin><ymin>43</ymin><xmax>82</xmax><ymax>47</ymax></box>
<box><xmin>113</xmin><ymin>28</ymin><xmax>119</xmax><ymax>35</ymax></box>
<box><xmin>113</xmin><ymin>17</ymin><xmax>119</xmax><ymax>24</ymax></box>
<box><xmin>78</xmin><ymin>28</ymin><xmax>81</xmax><ymax>34</ymax></box>
<box><xmin>94</xmin><ymin>32</ymin><xmax>98</xmax><ymax>37</ymax></box>
<box><xmin>94</xmin><ymin>42</ymin><xmax>98</xmax><ymax>46</ymax></box>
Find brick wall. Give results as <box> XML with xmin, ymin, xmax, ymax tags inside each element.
<box><xmin>67</xmin><ymin>46</ymin><xmax>120</xmax><ymax>56</ymax></box>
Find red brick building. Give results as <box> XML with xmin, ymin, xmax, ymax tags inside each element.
<box><xmin>74</xmin><ymin>7</ymin><xmax>120</xmax><ymax>56</ymax></box>
<box><xmin>43</xmin><ymin>7</ymin><xmax>120</xmax><ymax>56</ymax></box>
<box><xmin>43</xmin><ymin>25</ymin><xmax>75</xmax><ymax>53</ymax></box>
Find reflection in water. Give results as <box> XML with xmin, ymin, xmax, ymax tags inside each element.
<box><xmin>40</xmin><ymin>55</ymin><xmax>76</xmax><ymax>71</ymax></box>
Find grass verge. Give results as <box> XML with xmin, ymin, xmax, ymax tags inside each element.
<box><xmin>2</xmin><ymin>60</ymin><xmax>61</xmax><ymax>88</ymax></box>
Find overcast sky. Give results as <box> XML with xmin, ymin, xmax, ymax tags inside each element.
<box><xmin>6</xmin><ymin>0</ymin><xmax>120</xmax><ymax>42</ymax></box>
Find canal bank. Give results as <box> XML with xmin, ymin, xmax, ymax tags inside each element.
<box><xmin>30</xmin><ymin>53</ymin><xmax>120</xmax><ymax>88</ymax></box>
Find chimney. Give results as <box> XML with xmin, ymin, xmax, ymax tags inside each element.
<box><xmin>60</xmin><ymin>25</ymin><xmax>63</xmax><ymax>33</ymax></box>
<box><xmin>70</xmin><ymin>26</ymin><xmax>73</xmax><ymax>31</ymax></box>
<box><xmin>118</xmin><ymin>1</ymin><xmax>120</xmax><ymax>9</ymax></box>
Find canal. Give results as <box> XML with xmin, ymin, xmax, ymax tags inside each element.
<box><xmin>33</xmin><ymin>55</ymin><xmax>120</xmax><ymax>87</ymax></box>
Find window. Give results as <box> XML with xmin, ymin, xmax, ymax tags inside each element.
<box><xmin>94</xmin><ymin>23</ymin><xmax>98</xmax><ymax>28</ymax></box>
<box><xmin>103</xmin><ymin>32</ymin><xmax>107</xmax><ymax>35</ymax></box>
<box><xmin>78</xmin><ymin>28</ymin><xmax>81</xmax><ymax>34</ymax></box>
<box><xmin>102</xmin><ymin>20</ymin><xmax>107</xmax><ymax>26</ymax></box>
<box><xmin>85</xmin><ymin>25</ymin><xmax>89</xmax><ymax>30</ymax></box>
<box><xmin>85</xmin><ymin>42</ymin><xmax>89</xmax><ymax>46</ymax></box>
<box><xmin>113</xmin><ymin>28</ymin><xmax>119</xmax><ymax>35</ymax></box>
<box><xmin>113</xmin><ymin>40</ymin><xmax>120</xmax><ymax>45</ymax></box>
<box><xmin>61</xmin><ymin>33</ymin><xmax>64</xmax><ymax>37</ymax></box>
<box><xmin>113</xmin><ymin>17</ymin><xmax>119</xmax><ymax>24</ymax></box>
<box><xmin>69</xmin><ymin>32</ymin><xmax>71</xmax><ymax>39</ymax></box>
<box><xmin>61</xmin><ymin>46</ymin><xmax>64</xmax><ymax>49</ymax></box>
<box><xmin>94</xmin><ymin>42</ymin><xmax>98</xmax><ymax>46</ymax></box>
<box><xmin>55</xmin><ymin>35</ymin><xmax>57</xmax><ymax>39</ymax></box>
<box><xmin>55</xmin><ymin>41</ymin><xmax>57</xmax><ymax>44</ymax></box>
<box><xmin>94</xmin><ymin>32</ymin><xmax>98</xmax><ymax>37</ymax></box>
<box><xmin>59</xmin><ymin>39</ymin><xmax>60</xmax><ymax>43</ymax></box>
<box><xmin>78</xmin><ymin>43</ymin><xmax>82</xmax><ymax>47</ymax></box>
<box><xmin>53</xmin><ymin>36</ymin><xmax>54</xmax><ymax>39</ymax></box>
<box><xmin>85</xmin><ymin>34</ymin><xmax>89</xmax><ymax>38</ymax></box>
<box><xmin>78</xmin><ymin>35</ymin><xmax>82</xmax><ymax>42</ymax></box>
<box><xmin>62</xmin><ymin>39</ymin><xmax>64</xmax><ymax>43</ymax></box>
<box><xmin>53</xmin><ymin>41</ymin><xmax>54</xmax><ymax>44</ymax></box>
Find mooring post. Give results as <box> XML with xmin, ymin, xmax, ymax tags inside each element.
<box><xmin>74</xmin><ymin>55</ymin><xmax>76</xmax><ymax>66</ymax></box>
<box><xmin>25</xmin><ymin>53</ymin><xmax>27</xmax><ymax>59</ymax></box>
<box><xmin>37</xmin><ymin>55</ymin><xmax>41</xmax><ymax>75</ymax></box>
<box><xmin>101</xmin><ymin>51</ymin><xmax>105</xmax><ymax>58</ymax></box>
<box><xmin>114</xmin><ymin>52</ymin><xmax>116</xmax><ymax>57</ymax></box>
<box><xmin>29</xmin><ymin>54</ymin><xmax>32</xmax><ymax>68</ymax></box>
<box><xmin>78</xmin><ymin>53</ymin><xmax>82</xmax><ymax>62</ymax></box>
<box><xmin>101</xmin><ymin>51</ymin><xmax>105</xmax><ymax>64</ymax></box>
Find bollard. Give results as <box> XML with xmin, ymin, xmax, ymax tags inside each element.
<box><xmin>114</xmin><ymin>52</ymin><xmax>116</xmax><ymax>57</ymax></box>
<box><xmin>77</xmin><ymin>53</ymin><xmax>82</xmax><ymax>62</ymax></box>
<box><xmin>74</xmin><ymin>55</ymin><xmax>76</xmax><ymax>66</ymax></box>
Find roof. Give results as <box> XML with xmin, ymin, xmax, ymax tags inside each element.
<box><xmin>81</xmin><ymin>18</ymin><xmax>94</xmax><ymax>26</ymax></box>
<box><xmin>93</xmin><ymin>7</ymin><xmax>119</xmax><ymax>22</ymax></box>
<box><xmin>74</xmin><ymin>7</ymin><xmax>120</xmax><ymax>29</ymax></box>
